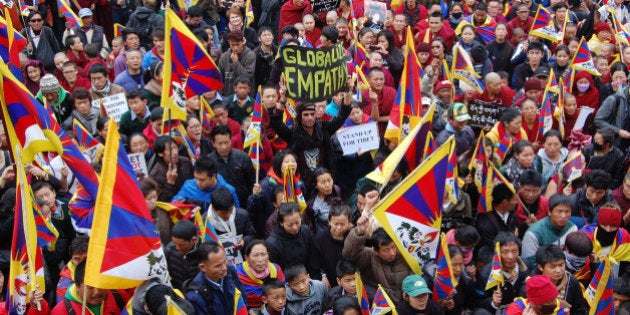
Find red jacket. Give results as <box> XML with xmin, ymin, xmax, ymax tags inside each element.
<box><xmin>515</xmin><ymin>195</ymin><xmax>549</xmax><ymax>224</ymax></box>
<box><xmin>476</xmin><ymin>85</ymin><xmax>516</xmax><ymax>106</ymax></box>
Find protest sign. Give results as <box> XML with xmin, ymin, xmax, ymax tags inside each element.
<box><xmin>219</xmin><ymin>234</ymin><xmax>244</xmax><ymax>265</ymax></box>
<box><xmin>127</xmin><ymin>152</ymin><xmax>148</xmax><ymax>177</ymax></box>
<box><xmin>336</xmin><ymin>122</ymin><xmax>380</xmax><ymax>155</ymax></box>
<box><xmin>313</xmin><ymin>0</ymin><xmax>341</xmax><ymax>13</ymax></box>
<box><xmin>281</xmin><ymin>42</ymin><xmax>348</xmax><ymax>102</ymax></box>
<box><xmin>92</xmin><ymin>93</ymin><xmax>128</xmax><ymax>122</ymax></box>
<box><xmin>468</xmin><ymin>100</ymin><xmax>504</xmax><ymax>129</ymax></box>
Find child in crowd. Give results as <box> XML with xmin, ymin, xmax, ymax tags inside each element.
<box><xmin>285</xmin><ymin>264</ymin><xmax>328</xmax><ymax>315</ymax></box>
<box><xmin>259</xmin><ymin>279</ymin><xmax>287</xmax><ymax>315</ymax></box>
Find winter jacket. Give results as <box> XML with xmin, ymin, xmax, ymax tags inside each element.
<box><xmin>583</xmin><ymin>144</ymin><xmax>626</xmax><ymax>189</ymax></box>
<box><xmin>218</xmin><ymin>47</ymin><xmax>257</xmax><ymax>96</ymax></box>
<box><xmin>185</xmin><ymin>265</ymin><xmax>246</xmax><ymax>315</ymax></box>
<box><xmin>538</xmin><ymin>147</ymin><xmax>569</xmax><ymax>188</ymax></box>
<box><xmin>310</xmin><ymin>229</ymin><xmax>345</xmax><ymax>287</ymax></box>
<box><xmin>21</xmin><ymin>26</ymin><xmax>61</xmax><ymax>72</ymax></box>
<box><xmin>126</xmin><ymin>6</ymin><xmax>165</xmax><ymax>50</ymax></box>
<box><xmin>570</xmin><ymin>188</ymin><xmax>614</xmax><ymax>229</ymax></box>
<box><xmin>267</xmin><ymin>225</ymin><xmax>314</xmax><ymax>272</ymax></box>
<box><xmin>475</xmin><ymin>258</ymin><xmax>528</xmax><ymax>313</ymax></box>
<box><xmin>149</xmin><ymin>156</ymin><xmax>194</xmax><ymax>202</ymax></box>
<box><xmin>521</xmin><ymin>217</ymin><xmax>577</xmax><ymax>266</ymax></box>
<box><xmin>476</xmin><ymin>210</ymin><xmax>518</xmax><ymax>249</ymax></box>
<box><xmin>342</xmin><ymin>227</ymin><xmax>412</xmax><ymax>304</ymax></box>
<box><xmin>595</xmin><ymin>86</ymin><xmax>630</xmax><ymax>151</ymax></box>
<box><xmin>165</xmin><ymin>238</ymin><xmax>206</xmax><ymax>291</ymax></box>
<box><xmin>171</xmin><ymin>174</ymin><xmax>240</xmax><ymax>210</ymax></box>
<box><xmin>285</xmin><ymin>280</ymin><xmax>328</xmax><ymax>315</ymax></box>
<box><xmin>209</xmin><ymin>149</ymin><xmax>256</xmax><ymax>207</ymax></box>
<box><xmin>63</xmin><ymin>107</ymin><xmax>100</xmax><ymax>135</ymax></box>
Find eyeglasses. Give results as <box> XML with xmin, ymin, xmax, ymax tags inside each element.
<box><xmin>30</xmin><ymin>18</ymin><xmax>43</xmax><ymax>22</ymax></box>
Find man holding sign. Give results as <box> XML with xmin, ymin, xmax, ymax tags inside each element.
<box><xmin>269</xmin><ymin>78</ymin><xmax>354</xmax><ymax>191</ymax></box>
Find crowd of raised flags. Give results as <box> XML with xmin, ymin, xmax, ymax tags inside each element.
<box><xmin>3</xmin><ymin>0</ymin><xmax>630</xmax><ymax>313</ymax></box>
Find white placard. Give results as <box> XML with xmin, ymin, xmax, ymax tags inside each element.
<box><xmin>92</xmin><ymin>93</ymin><xmax>128</xmax><ymax>123</ymax></box>
<box><xmin>573</xmin><ymin>106</ymin><xmax>595</xmax><ymax>131</ymax></box>
<box><xmin>127</xmin><ymin>152</ymin><xmax>148</xmax><ymax>177</ymax></box>
<box><xmin>218</xmin><ymin>234</ymin><xmax>244</xmax><ymax>265</ymax></box>
<box><xmin>336</xmin><ymin>122</ymin><xmax>380</xmax><ymax>155</ymax></box>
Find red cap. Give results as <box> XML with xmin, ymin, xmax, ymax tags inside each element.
<box><xmin>526</xmin><ymin>275</ymin><xmax>558</xmax><ymax>305</ymax></box>
<box><xmin>595</xmin><ymin>21</ymin><xmax>612</xmax><ymax>34</ymax></box>
<box><xmin>598</xmin><ymin>207</ymin><xmax>622</xmax><ymax>228</ymax></box>
<box><xmin>434</xmin><ymin>80</ymin><xmax>453</xmax><ymax>94</ymax></box>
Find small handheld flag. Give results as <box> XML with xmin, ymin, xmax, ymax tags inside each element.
<box><xmin>570</xmin><ymin>37</ymin><xmax>601</xmax><ymax>76</ymax></box>
<box><xmin>356</xmin><ymin>273</ymin><xmax>370</xmax><ymax>315</ymax></box>
<box><xmin>485</xmin><ymin>242</ymin><xmax>504</xmax><ymax>290</ymax></box>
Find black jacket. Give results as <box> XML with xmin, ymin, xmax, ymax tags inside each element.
<box><xmin>475</xmin><ymin>258</ymin><xmax>528</xmax><ymax>313</ymax></box>
<box><xmin>165</xmin><ymin>238</ymin><xmax>206</xmax><ymax>290</ymax></box>
<box><xmin>209</xmin><ymin>149</ymin><xmax>255</xmax><ymax>207</ymax></box>
<box><xmin>583</xmin><ymin>144</ymin><xmax>626</xmax><ymax>189</ymax></box>
<box><xmin>267</xmin><ymin>225</ymin><xmax>314</xmax><ymax>273</ymax></box>
<box><xmin>475</xmin><ymin>210</ymin><xmax>517</xmax><ymax>249</ymax></box>
<box><xmin>519</xmin><ymin>270</ymin><xmax>587</xmax><ymax>315</ymax></box>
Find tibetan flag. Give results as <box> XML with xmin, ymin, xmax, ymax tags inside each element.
<box><xmin>490</xmin><ymin>162</ymin><xmax>516</xmax><ymax>194</ymax></box>
<box><xmin>468</xmin><ymin>132</ymin><xmax>490</xmax><ymax>209</ymax></box>
<box><xmin>162</xmin><ymin>8</ymin><xmax>223</xmax><ymax>121</ymax></box>
<box><xmin>8</xmin><ymin>154</ymin><xmax>47</xmax><ymax>315</ymax></box>
<box><xmin>433</xmin><ymin>233</ymin><xmax>458</xmax><ymax>301</ymax></box>
<box><xmin>441</xmin><ymin>59</ymin><xmax>453</xmax><ymax>83</ymax></box>
<box><xmin>547</xmin><ymin>67</ymin><xmax>560</xmax><ymax>94</ymax></box>
<box><xmin>73</xmin><ymin>118</ymin><xmax>104</xmax><ymax>161</ymax></box>
<box><xmin>199</xmin><ymin>96</ymin><xmax>215</xmax><ymax>137</ymax></box>
<box><xmin>356</xmin><ymin>273</ymin><xmax>370</xmax><ymax>315</ymax></box>
<box><xmin>529</xmin><ymin>6</ymin><xmax>563</xmax><ymax>42</ymax></box>
<box><xmin>166</xmin><ymin>295</ymin><xmax>186</xmax><ymax>315</ymax></box>
<box><xmin>33</xmin><ymin>201</ymin><xmax>59</xmax><ymax>250</ymax></box>
<box><xmin>234</xmin><ymin>288</ymin><xmax>248</xmax><ymax>315</ymax></box>
<box><xmin>485</xmin><ymin>242</ymin><xmax>504</xmax><ymax>290</ymax></box>
<box><xmin>385</xmin><ymin>26</ymin><xmax>423</xmax><ymax>142</ymax></box>
<box><xmin>155</xmin><ymin>202</ymin><xmax>196</xmax><ymax>223</ymax></box>
<box><xmin>561</xmin><ymin>152</ymin><xmax>584</xmax><ymax>183</ymax></box>
<box><xmin>570</xmin><ymin>37</ymin><xmax>601</xmax><ymax>76</ymax></box>
<box><xmin>197</xmin><ymin>209</ymin><xmax>221</xmax><ymax>244</ymax></box>
<box><xmin>422</xmin><ymin>132</ymin><xmax>437</xmax><ymax>161</ymax></box>
<box><xmin>249</xmin><ymin>140</ymin><xmax>266</xmax><ymax>175</ymax></box>
<box><xmin>372</xmin><ymin>285</ymin><xmax>397</xmax><ymax>315</ymax></box>
<box><xmin>0</xmin><ymin>63</ymin><xmax>63</xmax><ymax>164</ymax></box>
<box><xmin>113</xmin><ymin>23</ymin><xmax>125</xmax><ymax>38</ymax></box>
<box><xmin>444</xmin><ymin>139</ymin><xmax>460</xmax><ymax>205</ymax></box>
<box><xmin>283</xmin><ymin>166</ymin><xmax>307</xmax><ymax>213</ymax></box>
<box><xmin>452</xmin><ymin>45</ymin><xmax>484</xmax><ymax>93</ymax></box>
<box><xmin>57</xmin><ymin>0</ymin><xmax>82</xmax><ymax>27</ymax></box>
<box><xmin>85</xmin><ymin>119</ymin><xmax>169</xmax><ymax>289</ymax></box>
<box><xmin>585</xmin><ymin>257</ymin><xmax>614</xmax><ymax>315</ymax></box>
<box><xmin>354</xmin><ymin>42</ymin><xmax>369</xmax><ymax>69</ymax></box>
<box><xmin>554</xmin><ymin>77</ymin><xmax>566</xmax><ymax>138</ymax></box>
<box><xmin>455</xmin><ymin>16</ymin><xmax>496</xmax><ymax>44</ymax></box>
<box><xmin>0</xmin><ymin>12</ymin><xmax>27</xmax><ymax>80</ymax></box>
<box><xmin>612</xmin><ymin>13</ymin><xmax>630</xmax><ymax>46</ymax></box>
<box><xmin>68</xmin><ymin>184</ymin><xmax>96</xmax><ymax>235</ymax></box>
<box><xmin>355</xmin><ymin>65</ymin><xmax>369</xmax><ymax>101</ymax></box>
<box><xmin>366</xmin><ymin>105</ymin><xmax>434</xmax><ymax>185</ymax></box>
<box><xmin>245</xmin><ymin>0</ymin><xmax>254</xmax><ymax>28</ymax></box>
<box><xmin>538</xmin><ymin>76</ymin><xmax>554</xmax><ymax>138</ymax></box>
<box><xmin>439</xmin><ymin>0</ymin><xmax>448</xmax><ymax>18</ymax></box>
<box><xmin>243</xmin><ymin>88</ymin><xmax>262</xmax><ymax>149</ymax></box>
<box><xmin>372</xmin><ymin>137</ymin><xmax>453</xmax><ymax>273</ymax></box>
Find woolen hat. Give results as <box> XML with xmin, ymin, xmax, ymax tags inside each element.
<box><xmin>526</xmin><ymin>275</ymin><xmax>558</xmax><ymax>305</ymax></box>
<box><xmin>39</xmin><ymin>74</ymin><xmax>59</xmax><ymax>94</ymax></box>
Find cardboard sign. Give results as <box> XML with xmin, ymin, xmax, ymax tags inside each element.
<box><xmin>468</xmin><ymin>100</ymin><xmax>504</xmax><ymax>129</ymax></box>
<box><xmin>336</xmin><ymin>122</ymin><xmax>380</xmax><ymax>155</ymax></box>
<box><xmin>92</xmin><ymin>93</ymin><xmax>128</xmax><ymax>122</ymax></box>
<box><xmin>281</xmin><ymin>42</ymin><xmax>348</xmax><ymax>102</ymax></box>
<box><xmin>313</xmin><ymin>0</ymin><xmax>341</xmax><ymax>13</ymax></box>
<box><xmin>127</xmin><ymin>152</ymin><xmax>148</xmax><ymax>177</ymax></box>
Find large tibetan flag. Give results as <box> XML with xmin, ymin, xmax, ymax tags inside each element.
<box><xmin>0</xmin><ymin>63</ymin><xmax>63</xmax><ymax>164</ymax></box>
<box><xmin>570</xmin><ymin>37</ymin><xmax>601</xmax><ymax>76</ymax></box>
<box><xmin>538</xmin><ymin>74</ymin><xmax>555</xmax><ymax>138</ymax></box>
<box><xmin>0</xmin><ymin>12</ymin><xmax>27</xmax><ymax>80</ymax></box>
<box><xmin>356</xmin><ymin>273</ymin><xmax>370</xmax><ymax>315</ymax></box>
<box><xmin>372</xmin><ymin>138</ymin><xmax>453</xmax><ymax>273</ymax></box>
<box><xmin>57</xmin><ymin>0</ymin><xmax>82</xmax><ymax>27</ymax></box>
<box><xmin>433</xmin><ymin>233</ymin><xmax>458</xmax><ymax>301</ymax></box>
<box><xmin>452</xmin><ymin>45</ymin><xmax>484</xmax><ymax>93</ymax></box>
<box><xmin>561</xmin><ymin>152</ymin><xmax>584</xmax><ymax>183</ymax></box>
<box><xmin>162</xmin><ymin>8</ymin><xmax>223</xmax><ymax>121</ymax></box>
<box><xmin>243</xmin><ymin>88</ymin><xmax>262</xmax><ymax>149</ymax></box>
<box><xmin>283</xmin><ymin>166</ymin><xmax>306</xmax><ymax>213</ymax></box>
<box><xmin>445</xmin><ymin>139</ymin><xmax>460</xmax><ymax>205</ymax></box>
<box><xmin>366</xmin><ymin>105</ymin><xmax>434</xmax><ymax>185</ymax></box>
<box><xmin>405</xmin><ymin>105</ymin><xmax>434</xmax><ymax>171</ymax></box>
<box><xmin>485</xmin><ymin>242</ymin><xmax>504</xmax><ymax>290</ymax></box>
<box><xmin>199</xmin><ymin>95</ymin><xmax>215</xmax><ymax>137</ymax></box>
<box><xmin>85</xmin><ymin>120</ymin><xmax>169</xmax><ymax>289</ymax></box>
<box><xmin>7</xmin><ymin>153</ymin><xmax>46</xmax><ymax>315</ymax></box>
<box><xmin>33</xmin><ymin>201</ymin><xmax>59</xmax><ymax>250</ymax></box>
<box><xmin>529</xmin><ymin>6</ymin><xmax>563</xmax><ymax>42</ymax></box>
<box><xmin>234</xmin><ymin>288</ymin><xmax>248</xmax><ymax>315</ymax></box>
<box><xmin>385</xmin><ymin>26</ymin><xmax>423</xmax><ymax>142</ymax></box>
<box><xmin>371</xmin><ymin>285</ymin><xmax>397</xmax><ymax>315</ymax></box>
<box><xmin>585</xmin><ymin>257</ymin><xmax>614</xmax><ymax>315</ymax></box>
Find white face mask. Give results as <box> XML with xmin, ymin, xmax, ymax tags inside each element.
<box><xmin>576</xmin><ymin>82</ymin><xmax>590</xmax><ymax>93</ymax></box>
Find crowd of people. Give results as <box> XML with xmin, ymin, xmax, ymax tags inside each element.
<box><xmin>3</xmin><ymin>0</ymin><xmax>630</xmax><ymax>313</ymax></box>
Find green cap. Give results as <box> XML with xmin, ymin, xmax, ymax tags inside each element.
<box><xmin>450</xmin><ymin>102</ymin><xmax>471</xmax><ymax>122</ymax></box>
<box><xmin>402</xmin><ymin>275</ymin><xmax>431</xmax><ymax>297</ymax></box>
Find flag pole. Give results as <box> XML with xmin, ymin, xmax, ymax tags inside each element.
<box><xmin>255</xmin><ymin>138</ymin><xmax>259</xmax><ymax>184</ymax></box>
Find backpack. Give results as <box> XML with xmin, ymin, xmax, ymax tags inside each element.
<box><xmin>131</xmin><ymin>13</ymin><xmax>157</xmax><ymax>49</ymax></box>
<box><xmin>182</xmin><ymin>278</ymin><xmax>215</xmax><ymax>314</ymax></box>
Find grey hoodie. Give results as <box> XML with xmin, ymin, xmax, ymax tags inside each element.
<box><xmin>285</xmin><ymin>280</ymin><xmax>328</xmax><ymax>315</ymax></box>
